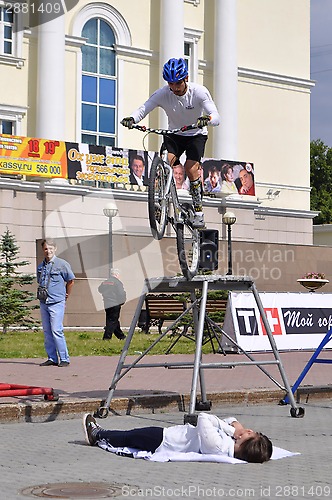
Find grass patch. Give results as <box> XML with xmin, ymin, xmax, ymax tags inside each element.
<box><xmin>0</xmin><ymin>329</ymin><xmax>222</xmax><ymax>358</ymax></box>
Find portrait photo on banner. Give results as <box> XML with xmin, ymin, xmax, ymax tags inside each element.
<box><xmin>128</xmin><ymin>149</ymin><xmax>150</xmax><ymax>188</ymax></box>
<box><xmin>201</xmin><ymin>159</ymin><xmax>255</xmax><ymax>196</ymax></box>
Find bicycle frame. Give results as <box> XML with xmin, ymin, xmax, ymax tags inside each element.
<box><xmin>160</xmin><ymin>162</ymin><xmax>186</xmax><ymax>226</ymax></box>
<box><xmin>131</xmin><ymin>122</ymin><xmax>198</xmax><ymax>224</ymax></box>
<box><xmin>128</xmin><ymin>122</ymin><xmax>201</xmax><ymax>279</ymax></box>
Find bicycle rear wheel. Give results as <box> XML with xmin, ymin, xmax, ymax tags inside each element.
<box><xmin>176</xmin><ymin>219</ymin><xmax>200</xmax><ymax>280</ymax></box>
<box><xmin>148</xmin><ymin>156</ymin><xmax>168</xmax><ymax>240</ymax></box>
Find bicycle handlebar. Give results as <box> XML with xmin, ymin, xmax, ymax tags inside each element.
<box><xmin>128</xmin><ymin>123</ymin><xmax>200</xmax><ymax>134</ymax></box>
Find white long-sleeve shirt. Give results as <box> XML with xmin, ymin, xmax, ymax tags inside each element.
<box><xmin>156</xmin><ymin>414</ymin><xmax>237</xmax><ymax>457</ymax></box>
<box><xmin>130</xmin><ymin>83</ymin><xmax>220</xmax><ymax>136</ymax></box>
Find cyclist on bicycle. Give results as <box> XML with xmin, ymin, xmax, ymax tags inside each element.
<box><xmin>121</xmin><ymin>57</ymin><xmax>220</xmax><ymax>229</ymax></box>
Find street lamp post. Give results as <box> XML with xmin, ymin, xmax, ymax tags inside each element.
<box><xmin>222</xmin><ymin>211</ymin><xmax>237</xmax><ymax>275</ymax></box>
<box><xmin>103</xmin><ymin>203</ymin><xmax>119</xmax><ymax>278</ymax></box>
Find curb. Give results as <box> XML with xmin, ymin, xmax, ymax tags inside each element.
<box><xmin>0</xmin><ymin>388</ymin><xmax>286</xmax><ymax>423</ymax></box>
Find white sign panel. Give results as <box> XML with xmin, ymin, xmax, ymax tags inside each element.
<box><xmin>230</xmin><ymin>292</ymin><xmax>332</xmax><ymax>352</ymax></box>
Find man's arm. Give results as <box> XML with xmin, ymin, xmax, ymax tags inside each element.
<box><xmin>196</xmin><ymin>413</ymin><xmax>235</xmax><ymax>455</ymax></box>
<box><xmin>130</xmin><ymin>88</ymin><xmax>164</xmax><ymax>123</ymax></box>
<box><xmin>66</xmin><ymin>280</ymin><xmax>74</xmax><ymax>300</ymax></box>
<box><xmin>199</xmin><ymin>87</ymin><xmax>220</xmax><ymax>126</ymax></box>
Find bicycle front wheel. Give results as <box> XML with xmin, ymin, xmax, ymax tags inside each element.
<box><xmin>176</xmin><ymin>222</ymin><xmax>200</xmax><ymax>280</ymax></box>
<box><xmin>148</xmin><ymin>156</ymin><xmax>168</xmax><ymax>240</ymax></box>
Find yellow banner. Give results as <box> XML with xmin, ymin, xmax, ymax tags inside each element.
<box><xmin>0</xmin><ymin>134</ymin><xmax>67</xmax><ymax>178</ymax></box>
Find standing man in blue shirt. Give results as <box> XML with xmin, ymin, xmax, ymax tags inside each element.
<box><xmin>37</xmin><ymin>239</ymin><xmax>75</xmax><ymax>367</ymax></box>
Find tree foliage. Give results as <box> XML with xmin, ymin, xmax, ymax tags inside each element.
<box><xmin>0</xmin><ymin>229</ymin><xmax>39</xmax><ymax>334</ymax></box>
<box><xmin>310</xmin><ymin>139</ymin><xmax>332</xmax><ymax>224</ymax></box>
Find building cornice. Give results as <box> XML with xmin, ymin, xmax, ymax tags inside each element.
<box><xmin>256</xmin><ymin>181</ymin><xmax>311</xmax><ymax>193</ymax></box>
<box><xmin>65</xmin><ymin>35</ymin><xmax>86</xmax><ymax>48</ymax></box>
<box><xmin>238</xmin><ymin>67</ymin><xmax>315</xmax><ymax>90</ymax></box>
<box><xmin>255</xmin><ymin>206</ymin><xmax>318</xmax><ymax>219</ymax></box>
<box><xmin>0</xmin><ymin>54</ymin><xmax>24</xmax><ymax>68</ymax></box>
<box><xmin>115</xmin><ymin>44</ymin><xmax>155</xmax><ymax>60</ymax></box>
<box><xmin>0</xmin><ymin>180</ymin><xmax>318</xmax><ymax>220</ymax></box>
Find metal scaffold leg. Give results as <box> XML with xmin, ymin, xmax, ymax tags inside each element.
<box><xmin>96</xmin><ymin>275</ymin><xmax>304</xmax><ymax>420</ymax></box>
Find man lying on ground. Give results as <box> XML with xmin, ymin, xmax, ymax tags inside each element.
<box><xmin>83</xmin><ymin>412</ymin><xmax>272</xmax><ymax>464</ymax></box>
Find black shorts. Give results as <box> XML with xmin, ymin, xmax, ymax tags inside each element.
<box><xmin>163</xmin><ymin>133</ymin><xmax>208</xmax><ymax>165</ymax></box>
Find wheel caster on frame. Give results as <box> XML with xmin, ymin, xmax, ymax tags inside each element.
<box><xmin>183</xmin><ymin>414</ymin><xmax>198</xmax><ymax>426</ymax></box>
<box><xmin>195</xmin><ymin>399</ymin><xmax>212</xmax><ymax>411</ymax></box>
<box><xmin>95</xmin><ymin>404</ymin><xmax>109</xmax><ymax>418</ymax></box>
<box><xmin>290</xmin><ymin>406</ymin><xmax>305</xmax><ymax>418</ymax></box>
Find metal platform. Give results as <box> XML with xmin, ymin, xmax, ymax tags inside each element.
<box><xmin>96</xmin><ymin>275</ymin><xmax>304</xmax><ymax>421</ymax></box>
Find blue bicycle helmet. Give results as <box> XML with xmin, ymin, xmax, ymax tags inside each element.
<box><xmin>162</xmin><ymin>58</ymin><xmax>188</xmax><ymax>83</ymax></box>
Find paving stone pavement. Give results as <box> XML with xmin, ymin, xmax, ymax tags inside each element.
<box><xmin>0</xmin><ymin>351</ymin><xmax>331</xmax><ymax>418</ymax></box>
<box><xmin>0</xmin><ymin>350</ymin><xmax>332</xmax><ymax>499</ymax></box>
<box><xmin>1</xmin><ymin>400</ymin><xmax>331</xmax><ymax>500</ymax></box>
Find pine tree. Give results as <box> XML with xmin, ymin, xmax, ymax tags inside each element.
<box><xmin>0</xmin><ymin>229</ymin><xmax>39</xmax><ymax>334</ymax></box>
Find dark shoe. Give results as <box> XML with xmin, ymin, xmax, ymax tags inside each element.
<box><xmin>192</xmin><ymin>213</ymin><xmax>206</xmax><ymax>229</ymax></box>
<box><xmin>58</xmin><ymin>361</ymin><xmax>70</xmax><ymax>367</ymax></box>
<box><xmin>83</xmin><ymin>413</ymin><xmax>100</xmax><ymax>446</ymax></box>
<box><xmin>40</xmin><ymin>360</ymin><xmax>58</xmax><ymax>366</ymax></box>
<box><xmin>116</xmin><ymin>334</ymin><xmax>126</xmax><ymax>340</ymax></box>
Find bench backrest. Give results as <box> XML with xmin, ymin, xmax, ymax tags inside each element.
<box><xmin>145</xmin><ymin>294</ymin><xmax>185</xmax><ymax>319</ymax></box>
<box><xmin>145</xmin><ymin>294</ymin><xmax>227</xmax><ymax>319</ymax></box>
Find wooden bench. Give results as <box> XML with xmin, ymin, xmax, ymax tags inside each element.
<box><xmin>164</xmin><ymin>296</ymin><xmax>228</xmax><ymax>354</ymax></box>
<box><xmin>205</xmin><ymin>299</ymin><xmax>228</xmax><ymax>315</ymax></box>
<box><xmin>138</xmin><ymin>293</ymin><xmax>189</xmax><ymax>335</ymax></box>
<box><xmin>138</xmin><ymin>293</ymin><xmax>228</xmax><ymax>336</ymax></box>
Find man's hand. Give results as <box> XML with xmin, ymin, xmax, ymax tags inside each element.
<box><xmin>196</xmin><ymin>115</ymin><xmax>211</xmax><ymax>128</ymax></box>
<box><xmin>231</xmin><ymin>421</ymin><xmax>246</xmax><ymax>440</ymax></box>
<box><xmin>121</xmin><ymin>117</ymin><xmax>135</xmax><ymax>128</ymax></box>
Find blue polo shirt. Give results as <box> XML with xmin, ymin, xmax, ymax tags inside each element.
<box><xmin>37</xmin><ymin>256</ymin><xmax>75</xmax><ymax>304</ymax></box>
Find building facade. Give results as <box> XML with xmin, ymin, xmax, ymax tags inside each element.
<box><xmin>1</xmin><ymin>0</ymin><xmax>327</xmax><ymax>327</ymax></box>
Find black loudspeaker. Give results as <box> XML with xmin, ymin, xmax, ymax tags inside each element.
<box><xmin>199</xmin><ymin>229</ymin><xmax>219</xmax><ymax>270</ymax></box>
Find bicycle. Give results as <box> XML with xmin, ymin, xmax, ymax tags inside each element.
<box><xmin>127</xmin><ymin>123</ymin><xmax>202</xmax><ymax>280</ymax></box>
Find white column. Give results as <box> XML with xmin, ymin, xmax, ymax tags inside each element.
<box><xmin>160</xmin><ymin>0</ymin><xmax>184</xmax><ymax>74</ymax></box>
<box><xmin>36</xmin><ymin>14</ymin><xmax>66</xmax><ymax>140</ymax></box>
<box><xmin>213</xmin><ymin>0</ymin><xmax>238</xmax><ymax>160</ymax></box>
<box><xmin>159</xmin><ymin>0</ymin><xmax>184</xmax><ymax>127</ymax></box>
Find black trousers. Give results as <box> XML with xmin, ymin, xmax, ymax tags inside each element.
<box><xmin>103</xmin><ymin>305</ymin><xmax>124</xmax><ymax>339</ymax></box>
<box><xmin>97</xmin><ymin>426</ymin><xmax>164</xmax><ymax>453</ymax></box>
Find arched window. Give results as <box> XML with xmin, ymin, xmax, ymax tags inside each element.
<box><xmin>81</xmin><ymin>18</ymin><xmax>116</xmax><ymax>146</ymax></box>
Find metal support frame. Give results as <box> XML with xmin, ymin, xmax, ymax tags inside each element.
<box><xmin>281</xmin><ymin>327</ymin><xmax>332</xmax><ymax>404</ymax></box>
<box><xmin>96</xmin><ymin>275</ymin><xmax>304</xmax><ymax>420</ymax></box>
